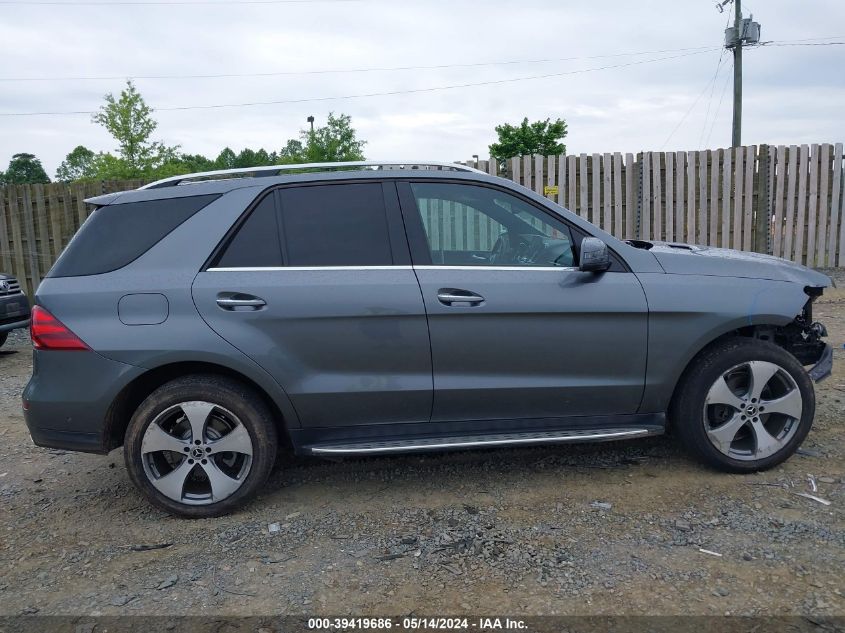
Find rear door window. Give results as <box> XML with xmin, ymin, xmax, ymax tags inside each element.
<box><xmin>213</xmin><ymin>182</ymin><xmax>397</xmax><ymax>268</ymax></box>
<box><xmin>278</xmin><ymin>183</ymin><xmax>393</xmax><ymax>266</ymax></box>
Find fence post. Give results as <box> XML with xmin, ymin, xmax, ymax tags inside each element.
<box><xmin>0</xmin><ymin>190</ymin><xmax>11</xmax><ymax>274</ymax></box>
<box><xmin>635</xmin><ymin>152</ymin><xmax>644</xmax><ymax>240</ymax></box>
<box><xmin>753</xmin><ymin>144</ymin><xmax>771</xmax><ymax>254</ymax></box>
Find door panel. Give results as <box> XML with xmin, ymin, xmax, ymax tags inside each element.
<box><xmin>398</xmin><ymin>180</ymin><xmax>647</xmax><ymax>423</ymax></box>
<box><xmin>415</xmin><ymin>267</ymin><xmax>647</xmax><ymax>421</ymax></box>
<box><xmin>193</xmin><ymin>269</ymin><xmax>432</xmax><ymax>427</ymax></box>
<box><xmin>192</xmin><ymin>181</ymin><xmax>432</xmax><ymax>428</ymax></box>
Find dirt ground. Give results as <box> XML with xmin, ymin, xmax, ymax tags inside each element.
<box><xmin>0</xmin><ymin>276</ymin><xmax>843</xmax><ymax>619</ymax></box>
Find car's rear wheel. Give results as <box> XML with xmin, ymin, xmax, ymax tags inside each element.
<box><xmin>124</xmin><ymin>375</ymin><xmax>278</xmax><ymax>518</ymax></box>
<box><xmin>0</xmin><ymin>332</ymin><xmax>7</xmax><ymax>348</ymax></box>
<box><xmin>671</xmin><ymin>338</ymin><xmax>815</xmax><ymax>473</ymax></box>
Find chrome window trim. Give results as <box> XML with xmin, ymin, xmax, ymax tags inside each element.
<box><xmin>207</xmin><ymin>265</ymin><xmax>577</xmax><ymax>272</ymax></box>
<box><xmin>208</xmin><ymin>266</ymin><xmax>412</xmax><ymax>272</ymax></box>
<box><xmin>414</xmin><ymin>265</ymin><xmax>578</xmax><ymax>272</ymax></box>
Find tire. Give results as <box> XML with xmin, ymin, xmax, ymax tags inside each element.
<box><xmin>0</xmin><ymin>332</ymin><xmax>7</xmax><ymax>348</ymax></box>
<box><xmin>671</xmin><ymin>338</ymin><xmax>815</xmax><ymax>473</ymax></box>
<box><xmin>124</xmin><ymin>374</ymin><xmax>278</xmax><ymax>518</ymax></box>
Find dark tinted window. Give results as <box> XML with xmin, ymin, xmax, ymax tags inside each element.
<box><xmin>279</xmin><ymin>183</ymin><xmax>393</xmax><ymax>266</ymax></box>
<box><xmin>216</xmin><ymin>194</ymin><xmax>282</xmax><ymax>268</ymax></box>
<box><xmin>49</xmin><ymin>194</ymin><xmax>219</xmax><ymax>278</ymax></box>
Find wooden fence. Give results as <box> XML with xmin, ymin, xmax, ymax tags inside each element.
<box><xmin>1</xmin><ymin>144</ymin><xmax>843</xmax><ymax>296</ymax></box>
<box><xmin>459</xmin><ymin>143</ymin><xmax>844</xmax><ymax>270</ymax></box>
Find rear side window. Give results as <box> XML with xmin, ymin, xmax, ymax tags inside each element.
<box><xmin>49</xmin><ymin>194</ymin><xmax>220</xmax><ymax>278</ymax></box>
<box><xmin>279</xmin><ymin>183</ymin><xmax>393</xmax><ymax>266</ymax></box>
<box><xmin>213</xmin><ymin>183</ymin><xmax>393</xmax><ymax>268</ymax></box>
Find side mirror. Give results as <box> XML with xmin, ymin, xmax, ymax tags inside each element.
<box><xmin>579</xmin><ymin>237</ymin><xmax>611</xmax><ymax>272</ymax></box>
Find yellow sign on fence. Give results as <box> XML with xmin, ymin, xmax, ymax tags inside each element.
<box><xmin>543</xmin><ymin>185</ymin><xmax>559</xmax><ymax>197</ymax></box>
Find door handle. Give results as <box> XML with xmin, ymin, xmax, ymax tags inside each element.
<box><xmin>437</xmin><ymin>289</ymin><xmax>485</xmax><ymax>306</ymax></box>
<box><xmin>216</xmin><ymin>294</ymin><xmax>266</xmax><ymax>310</ymax></box>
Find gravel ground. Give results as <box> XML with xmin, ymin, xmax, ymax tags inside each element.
<box><xmin>0</xmin><ymin>280</ymin><xmax>843</xmax><ymax>617</ymax></box>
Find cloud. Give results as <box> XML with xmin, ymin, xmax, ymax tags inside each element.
<box><xmin>0</xmin><ymin>0</ymin><xmax>843</xmax><ymax>175</ymax></box>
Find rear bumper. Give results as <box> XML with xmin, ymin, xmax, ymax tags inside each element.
<box><xmin>807</xmin><ymin>343</ymin><xmax>833</xmax><ymax>383</ymax></box>
<box><xmin>27</xmin><ymin>425</ymin><xmax>104</xmax><ymax>453</ymax></box>
<box><xmin>23</xmin><ymin>349</ymin><xmax>144</xmax><ymax>454</ymax></box>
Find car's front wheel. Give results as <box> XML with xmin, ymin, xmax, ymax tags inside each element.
<box><xmin>672</xmin><ymin>338</ymin><xmax>815</xmax><ymax>473</ymax></box>
<box><xmin>124</xmin><ymin>375</ymin><xmax>278</xmax><ymax>518</ymax></box>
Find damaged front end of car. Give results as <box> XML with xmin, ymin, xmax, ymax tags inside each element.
<box><xmin>753</xmin><ymin>285</ymin><xmax>832</xmax><ymax>382</ymax></box>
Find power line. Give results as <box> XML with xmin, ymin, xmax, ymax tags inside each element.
<box><xmin>759</xmin><ymin>35</ymin><xmax>845</xmax><ymax>43</ymax></box>
<box><xmin>704</xmin><ymin>57</ymin><xmax>733</xmax><ymax>149</ymax></box>
<box><xmin>0</xmin><ymin>45</ymin><xmax>720</xmax><ymax>82</ymax></box>
<box><xmin>755</xmin><ymin>41</ymin><xmax>845</xmax><ymax>47</ymax></box>
<box><xmin>660</xmin><ymin>53</ymin><xmax>728</xmax><ymax>150</ymax></box>
<box><xmin>698</xmin><ymin>7</ymin><xmax>732</xmax><ymax>149</ymax></box>
<box><xmin>698</xmin><ymin>49</ymin><xmax>727</xmax><ymax>149</ymax></box>
<box><xmin>0</xmin><ymin>49</ymin><xmax>715</xmax><ymax>117</ymax></box>
<box><xmin>0</xmin><ymin>0</ymin><xmax>361</xmax><ymax>4</ymax></box>
<box><xmin>1</xmin><ymin>37</ymin><xmax>833</xmax><ymax>84</ymax></box>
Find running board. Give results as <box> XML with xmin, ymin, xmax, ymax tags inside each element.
<box><xmin>306</xmin><ymin>427</ymin><xmax>655</xmax><ymax>456</ymax></box>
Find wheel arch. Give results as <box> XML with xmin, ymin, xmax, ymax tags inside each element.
<box><xmin>103</xmin><ymin>360</ymin><xmax>293</xmax><ymax>451</ymax></box>
<box><xmin>664</xmin><ymin>318</ymin><xmax>813</xmax><ymax>432</ymax></box>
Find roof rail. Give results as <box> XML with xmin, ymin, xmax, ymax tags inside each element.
<box><xmin>139</xmin><ymin>160</ymin><xmax>486</xmax><ymax>190</ymax></box>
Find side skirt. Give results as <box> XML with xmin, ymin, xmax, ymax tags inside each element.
<box><xmin>289</xmin><ymin>413</ymin><xmax>665</xmax><ymax>457</ymax></box>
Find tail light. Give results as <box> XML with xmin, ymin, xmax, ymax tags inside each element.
<box><xmin>30</xmin><ymin>306</ymin><xmax>89</xmax><ymax>351</ymax></box>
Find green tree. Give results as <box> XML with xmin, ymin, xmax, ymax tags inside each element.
<box><xmin>89</xmin><ymin>152</ymin><xmax>129</xmax><ymax>180</ymax></box>
<box><xmin>55</xmin><ymin>145</ymin><xmax>97</xmax><ymax>182</ymax></box>
<box><xmin>151</xmin><ymin>153</ymin><xmax>217</xmax><ymax>179</ymax></box>
<box><xmin>488</xmin><ymin>117</ymin><xmax>568</xmax><ymax>163</ymax></box>
<box><xmin>2</xmin><ymin>153</ymin><xmax>50</xmax><ymax>184</ymax></box>
<box><xmin>176</xmin><ymin>153</ymin><xmax>216</xmax><ymax>173</ymax></box>
<box><xmin>214</xmin><ymin>147</ymin><xmax>237</xmax><ymax>170</ymax></box>
<box><xmin>278</xmin><ymin>139</ymin><xmax>305</xmax><ymax>163</ymax></box>
<box><xmin>235</xmin><ymin>148</ymin><xmax>259</xmax><ymax>168</ymax></box>
<box><xmin>233</xmin><ymin>148</ymin><xmax>277</xmax><ymax>168</ymax></box>
<box><xmin>298</xmin><ymin>113</ymin><xmax>366</xmax><ymax>163</ymax></box>
<box><xmin>91</xmin><ymin>80</ymin><xmax>178</xmax><ymax>177</ymax></box>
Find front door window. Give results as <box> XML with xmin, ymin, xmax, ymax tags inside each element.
<box><xmin>409</xmin><ymin>182</ymin><xmax>575</xmax><ymax>268</ymax></box>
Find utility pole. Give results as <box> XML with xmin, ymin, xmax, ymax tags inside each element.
<box><xmin>721</xmin><ymin>0</ymin><xmax>760</xmax><ymax>146</ymax></box>
<box><xmin>732</xmin><ymin>0</ymin><xmax>742</xmax><ymax>147</ymax></box>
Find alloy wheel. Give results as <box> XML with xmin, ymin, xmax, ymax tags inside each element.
<box><xmin>703</xmin><ymin>360</ymin><xmax>803</xmax><ymax>461</ymax></box>
<box><xmin>140</xmin><ymin>401</ymin><xmax>253</xmax><ymax>505</ymax></box>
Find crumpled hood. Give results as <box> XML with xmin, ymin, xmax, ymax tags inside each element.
<box><xmin>642</xmin><ymin>241</ymin><xmax>833</xmax><ymax>287</ymax></box>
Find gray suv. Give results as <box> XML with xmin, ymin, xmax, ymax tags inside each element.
<box><xmin>23</xmin><ymin>161</ymin><xmax>833</xmax><ymax>517</ymax></box>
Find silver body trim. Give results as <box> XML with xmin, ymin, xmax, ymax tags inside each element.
<box><xmin>216</xmin><ymin>297</ymin><xmax>266</xmax><ymax>307</ymax></box>
<box><xmin>208</xmin><ymin>266</ymin><xmax>413</xmax><ymax>272</ymax></box>
<box><xmin>140</xmin><ymin>160</ymin><xmax>486</xmax><ymax>190</ymax></box>
<box><xmin>308</xmin><ymin>428</ymin><xmax>651</xmax><ymax>455</ymax></box>
<box><xmin>207</xmin><ymin>265</ymin><xmax>576</xmax><ymax>272</ymax></box>
<box><xmin>415</xmin><ymin>265</ymin><xmax>578</xmax><ymax>272</ymax></box>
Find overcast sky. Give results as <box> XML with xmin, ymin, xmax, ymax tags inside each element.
<box><xmin>1</xmin><ymin>0</ymin><xmax>843</xmax><ymax>176</ymax></box>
